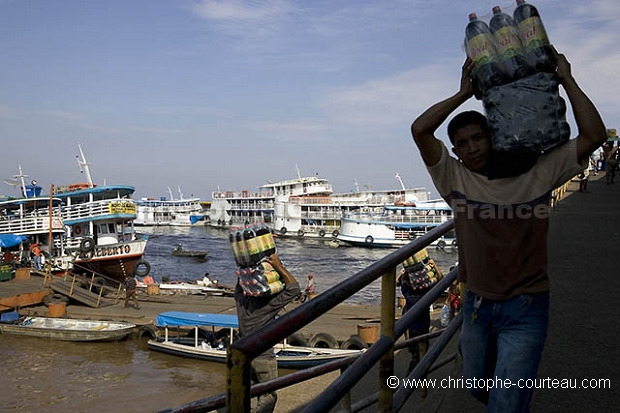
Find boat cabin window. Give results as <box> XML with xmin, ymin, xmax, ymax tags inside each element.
<box><xmin>98</xmin><ymin>223</ymin><xmax>116</xmax><ymax>235</ymax></box>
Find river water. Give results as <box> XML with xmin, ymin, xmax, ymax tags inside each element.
<box><xmin>0</xmin><ymin>225</ymin><xmax>457</xmax><ymax>412</ymax></box>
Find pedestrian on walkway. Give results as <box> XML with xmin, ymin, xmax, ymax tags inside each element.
<box><xmin>396</xmin><ymin>266</ymin><xmax>432</xmax><ymax>375</ymax></box>
<box><xmin>410</xmin><ymin>46</ymin><xmax>606</xmax><ymax>412</ymax></box>
<box><xmin>29</xmin><ymin>243</ymin><xmax>42</xmax><ymax>271</ymax></box>
<box><xmin>605</xmin><ymin>143</ymin><xmax>618</xmax><ymax>184</ymax></box>
<box><xmin>579</xmin><ymin>164</ymin><xmax>590</xmax><ymax>192</ymax></box>
<box><xmin>234</xmin><ymin>253</ymin><xmax>300</xmax><ymax>413</ymax></box>
<box><xmin>123</xmin><ymin>275</ymin><xmax>140</xmax><ymax>310</ymax></box>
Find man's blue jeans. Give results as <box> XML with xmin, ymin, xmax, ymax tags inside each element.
<box><xmin>459</xmin><ymin>289</ymin><xmax>549</xmax><ymax>413</ymax></box>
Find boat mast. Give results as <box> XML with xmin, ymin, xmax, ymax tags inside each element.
<box><xmin>395</xmin><ymin>173</ymin><xmax>406</xmax><ymax>191</ymax></box>
<box><xmin>17</xmin><ymin>165</ymin><xmax>28</xmax><ymax>197</ymax></box>
<box><xmin>77</xmin><ymin>142</ymin><xmax>94</xmax><ymax>188</ymax></box>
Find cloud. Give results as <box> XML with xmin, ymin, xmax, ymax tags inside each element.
<box><xmin>190</xmin><ymin>0</ymin><xmax>292</xmax><ymax>37</ymax></box>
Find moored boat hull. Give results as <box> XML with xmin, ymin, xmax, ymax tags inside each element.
<box><xmin>0</xmin><ymin>317</ymin><xmax>135</xmax><ymax>342</ymax></box>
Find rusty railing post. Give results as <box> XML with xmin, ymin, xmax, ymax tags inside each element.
<box><xmin>379</xmin><ymin>268</ymin><xmax>396</xmax><ymax>412</ymax></box>
<box><xmin>227</xmin><ymin>347</ymin><xmax>251</xmax><ymax>413</ymax></box>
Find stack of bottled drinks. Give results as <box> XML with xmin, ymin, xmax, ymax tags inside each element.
<box><xmin>401</xmin><ymin>248</ymin><xmax>443</xmax><ymax>290</ymax></box>
<box><xmin>229</xmin><ymin>222</ymin><xmax>284</xmax><ymax>297</ymax></box>
<box><xmin>464</xmin><ymin>0</ymin><xmax>571</xmax><ymax>179</ymax></box>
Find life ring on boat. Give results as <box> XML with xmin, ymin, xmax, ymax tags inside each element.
<box><xmin>451</xmin><ymin>239</ymin><xmax>458</xmax><ymax>248</ymax></box>
<box><xmin>297</xmin><ymin>229</ymin><xmax>305</xmax><ymax>237</ymax></box>
<box><xmin>308</xmin><ymin>332</ymin><xmax>339</xmax><ymax>349</ymax></box>
<box><xmin>365</xmin><ymin>235</ymin><xmax>374</xmax><ymax>245</ymax></box>
<box><xmin>340</xmin><ymin>334</ymin><xmax>369</xmax><ymax>350</ymax></box>
<box><xmin>408</xmin><ymin>231</ymin><xmax>416</xmax><ymax>240</ymax></box>
<box><xmin>79</xmin><ymin>237</ymin><xmax>95</xmax><ymax>253</ymax></box>
<box><xmin>137</xmin><ymin>324</ymin><xmax>159</xmax><ymax>341</ymax></box>
<box><xmin>437</xmin><ymin>240</ymin><xmax>446</xmax><ymax>250</ymax></box>
<box><xmin>332</xmin><ymin>230</ymin><xmax>339</xmax><ymax>238</ymax></box>
<box><xmin>134</xmin><ymin>260</ymin><xmax>151</xmax><ymax>277</ymax></box>
<box><xmin>73</xmin><ymin>225</ymin><xmax>82</xmax><ymax>236</ymax></box>
<box><xmin>286</xmin><ymin>332</ymin><xmax>309</xmax><ymax>347</ymax></box>
<box><xmin>280</xmin><ymin>227</ymin><xmax>287</xmax><ymax>235</ymax></box>
<box><xmin>217</xmin><ymin>219</ymin><xmax>222</xmax><ymax>226</ymax></box>
<box><xmin>318</xmin><ymin>229</ymin><xmax>326</xmax><ymax>237</ymax></box>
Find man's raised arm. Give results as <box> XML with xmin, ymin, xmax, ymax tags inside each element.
<box><xmin>411</xmin><ymin>58</ymin><xmax>475</xmax><ymax>166</ymax></box>
<box><xmin>552</xmin><ymin>47</ymin><xmax>607</xmax><ymax>162</ymax></box>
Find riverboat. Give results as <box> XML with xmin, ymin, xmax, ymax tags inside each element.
<box><xmin>1</xmin><ymin>166</ymin><xmax>71</xmax><ymax>269</ymax></box>
<box><xmin>135</xmin><ymin>188</ymin><xmax>206</xmax><ymax>226</ymax></box>
<box><xmin>337</xmin><ymin>200</ymin><xmax>456</xmax><ymax>248</ymax></box>
<box><xmin>209</xmin><ymin>170</ymin><xmax>431</xmax><ymax>239</ymax></box>
<box><xmin>147</xmin><ymin>312</ymin><xmax>364</xmax><ymax>369</ymax></box>
<box><xmin>0</xmin><ymin>315</ymin><xmax>135</xmax><ymax>342</ymax></box>
<box><xmin>52</xmin><ymin>144</ymin><xmax>149</xmax><ymax>281</ymax></box>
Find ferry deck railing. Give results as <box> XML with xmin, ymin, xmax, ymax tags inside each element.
<box><xmin>160</xmin><ymin>219</ymin><xmax>457</xmax><ymax>413</ymax></box>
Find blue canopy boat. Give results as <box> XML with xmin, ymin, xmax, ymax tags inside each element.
<box><xmin>148</xmin><ymin>311</ymin><xmax>364</xmax><ymax>369</ymax></box>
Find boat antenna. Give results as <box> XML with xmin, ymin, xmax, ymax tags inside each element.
<box><xmin>77</xmin><ymin>142</ymin><xmax>94</xmax><ymax>188</ymax></box>
<box><xmin>354</xmin><ymin>179</ymin><xmax>360</xmax><ymax>192</ymax></box>
<box><xmin>295</xmin><ymin>164</ymin><xmax>301</xmax><ymax>179</ymax></box>
<box><xmin>168</xmin><ymin>186</ymin><xmax>174</xmax><ymax>201</ymax></box>
<box><xmin>178</xmin><ymin>186</ymin><xmax>184</xmax><ymax>200</ymax></box>
<box><xmin>395</xmin><ymin>172</ymin><xmax>406</xmax><ymax>190</ymax></box>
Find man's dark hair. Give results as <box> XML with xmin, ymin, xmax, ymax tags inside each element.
<box><xmin>447</xmin><ymin>110</ymin><xmax>489</xmax><ymax>145</ymax></box>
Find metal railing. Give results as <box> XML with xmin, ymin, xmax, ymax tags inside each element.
<box><xmin>160</xmin><ymin>219</ymin><xmax>456</xmax><ymax>413</ymax></box>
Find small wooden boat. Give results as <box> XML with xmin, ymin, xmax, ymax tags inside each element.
<box><xmin>171</xmin><ymin>244</ymin><xmax>208</xmax><ymax>258</ymax></box>
<box><xmin>147</xmin><ymin>312</ymin><xmax>364</xmax><ymax>369</ymax></box>
<box><xmin>0</xmin><ymin>316</ymin><xmax>135</xmax><ymax>342</ymax></box>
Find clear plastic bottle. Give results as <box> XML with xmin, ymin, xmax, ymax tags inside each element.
<box><xmin>465</xmin><ymin>12</ymin><xmax>506</xmax><ymax>96</ymax></box>
<box><xmin>489</xmin><ymin>5</ymin><xmax>535</xmax><ymax>82</ymax></box>
<box><xmin>513</xmin><ymin>0</ymin><xmax>556</xmax><ymax>73</ymax></box>
<box><xmin>440</xmin><ymin>304</ymin><xmax>452</xmax><ymax>327</ymax></box>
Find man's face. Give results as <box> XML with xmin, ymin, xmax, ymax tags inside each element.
<box><xmin>451</xmin><ymin>124</ymin><xmax>491</xmax><ymax>174</ymax></box>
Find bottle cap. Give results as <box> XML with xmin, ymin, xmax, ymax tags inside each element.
<box><xmin>492</xmin><ymin>6</ymin><xmax>501</xmax><ymax>13</ymax></box>
<box><xmin>468</xmin><ymin>13</ymin><xmax>477</xmax><ymax>20</ymax></box>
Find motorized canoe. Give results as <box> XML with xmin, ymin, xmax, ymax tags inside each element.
<box><xmin>0</xmin><ymin>316</ymin><xmax>136</xmax><ymax>342</ymax></box>
<box><xmin>147</xmin><ymin>311</ymin><xmax>364</xmax><ymax>369</ymax></box>
<box><xmin>171</xmin><ymin>244</ymin><xmax>208</xmax><ymax>258</ymax></box>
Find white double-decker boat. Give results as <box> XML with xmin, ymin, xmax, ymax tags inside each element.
<box><xmin>135</xmin><ymin>187</ymin><xmax>206</xmax><ymax>226</ymax></box>
<box><xmin>209</xmin><ymin>170</ymin><xmax>431</xmax><ymax>239</ymax></box>
<box><xmin>337</xmin><ymin>199</ymin><xmax>456</xmax><ymax>248</ymax></box>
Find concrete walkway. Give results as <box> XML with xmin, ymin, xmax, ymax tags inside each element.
<box><xmin>384</xmin><ymin>174</ymin><xmax>620</xmax><ymax>412</ymax></box>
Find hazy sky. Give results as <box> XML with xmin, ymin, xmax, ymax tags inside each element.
<box><xmin>1</xmin><ymin>0</ymin><xmax>618</xmax><ymax>200</ymax></box>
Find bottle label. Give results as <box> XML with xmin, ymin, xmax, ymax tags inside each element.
<box><xmin>245</xmin><ymin>238</ymin><xmax>260</xmax><ymax>255</ymax></box>
<box><xmin>493</xmin><ymin>26</ymin><xmax>523</xmax><ymax>59</ymax></box>
<box><xmin>258</xmin><ymin>232</ymin><xmax>276</xmax><ymax>252</ymax></box>
<box><xmin>467</xmin><ymin>33</ymin><xmax>497</xmax><ymax>65</ymax></box>
<box><xmin>517</xmin><ymin>17</ymin><xmax>550</xmax><ymax>53</ymax></box>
